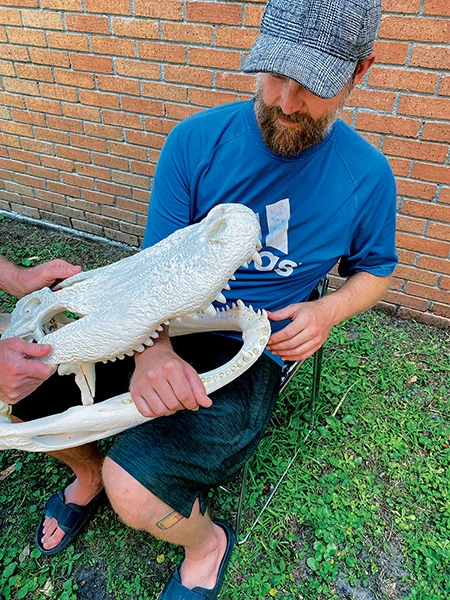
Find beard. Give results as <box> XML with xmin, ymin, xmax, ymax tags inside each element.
<box><xmin>254</xmin><ymin>83</ymin><xmax>350</xmax><ymax>157</ymax></box>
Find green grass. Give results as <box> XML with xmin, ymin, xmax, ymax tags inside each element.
<box><xmin>0</xmin><ymin>216</ymin><xmax>449</xmax><ymax>599</ymax></box>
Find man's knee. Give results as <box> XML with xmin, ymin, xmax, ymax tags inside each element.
<box><xmin>102</xmin><ymin>457</ymin><xmax>159</xmax><ymax>530</ymax></box>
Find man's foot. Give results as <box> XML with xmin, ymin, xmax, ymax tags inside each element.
<box><xmin>37</xmin><ymin>478</ymin><xmax>103</xmax><ymax>554</ymax></box>
<box><xmin>158</xmin><ymin>520</ymin><xmax>236</xmax><ymax>599</ymax></box>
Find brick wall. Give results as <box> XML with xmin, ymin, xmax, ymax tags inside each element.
<box><xmin>0</xmin><ymin>0</ymin><xmax>448</xmax><ymax>328</ymax></box>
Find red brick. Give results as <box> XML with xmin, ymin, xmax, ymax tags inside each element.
<box><xmin>188</xmin><ymin>87</ymin><xmax>237</xmax><ymax>107</ymax></box>
<box><xmin>70</xmin><ymin>53</ymin><xmax>113</xmax><ymax>73</ymax></box>
<box><xmin>397</xmin><ymin>232</ymin><xmax>450</xmax><ymax>257</ymax></box>
<box><xmin>0</xmin><ymin>59</ymin><xmax>14</xmax><ymax>76</ymax></box>
<box><xmin>82</xmin><ymin>189</ymin><xmax>115</xmax><ymax>205</ymax></box>
<box><xmin>368</xmin><ymin>66</ymin><xmax>438</xmax><ymax>93</ymax></box>
<box><xmin>133</xmin><ymin>189</ymin><xmax>150</xmax><ymax>204</ymax></box>
<box><xmin>0</xmin><ymin>44</ymin><xmax>29</xmax><ymax>61</ymax></box>
<box><xmin>373</xmin><ymin>40</ymin><xmax>409</xmax><ymax>64</ymax></box>
<box><xmin>80</xmin><ymin>90</ymin><xmax>120</xmax><ymax>109</ymax></box>
<box><xmin>92</xmin><ymin>152</ymin><xmax>128</xmax><ymax>170</ymax></box>
<box><xmin>7</xmin><ymin>27</ymin><xmax>46</xmax><ymax>46</ymax></box>
<box><xmin>244</xmin><ymin>5</ymin><xmax>264</xmax><ymax>27</ymax></box>
<box><xmin>399</xmin><ymin>307</ymin><xmax>450</xmax><ymax>327</ymax></box>
<box><xmin>112</xmin><ymin>171</ymin><xmax>149</xmax><ymax>189</ymax></box>
<box><xmin>27</xmin><ymin>164</ymin><xmax>59</xmax><ymax>180</ymax></box>
<box><xmin>379</xmin><ymin>16</ymin><xmax>449</xmax><ymax>43</ymax></box>
<box><xmin>216</xmin><ymin>27</ymin><xmax>259</xmax><ymax>50</ymax></box>
<box><xmin>141</xmin><ymin>80</ymin><xmax>187</xmax><ymax>102</ymax></box>
<box><xmin>47</xmin><ymin>32</ymin><xmax>89</xmax><ymax>52</ymax></box>
<box><xmin>439</xmin><ymin>188</ymin><xmax>450</xmax><ymax>204</ymax></box>
<box><xmin>41</xmin><ymin>83</ymin><xmax>78</xmax><ymax>102</ymax></box>
<box><xmin>29</xmin><ymin>48</ymin><xmax>69</xmax><ymax>67</ymax></box>
<box><xmin>122</xmin><ymin>96</ymin><xmax>164</xmax><ymax>116</ymax></box>
<box><xmin>165</xmin><ymin>102</ymin><xmax>202</xmax><ymax>120</ymax></box>
<box><xmin>91</xmin><ymin>36</ymin><xmax>136</xmax><ymax>57</ymax></box>
<box><xmin>417</xmin><ymin>255</ymin><xmax>450</xmax><ymax>275</ymax></box>
<box><xmin>380</xmin><ymin>0</ymin><xmax>422</xmax><ymax>12</ymax></box>
<box><xmin>103</xmin><ymin>109</ymin><xmax>143</xmax><ymax>129</ymax></box>
<box><xmin>84</xmin><ymin>122</ymin><xmax>124</xmax><ymax>140</ymax></box>
<box><xmin>216</xmin><ymin>71</ymin><xmax>256</xmax><ymax>93</ymax></box>
<box><xmin>0</xmin><ymin>92</ymin><xmax>24</xmax><ymax>108</ymax></box>
<box><xmin>421</xmin><ymin>122</ymin><xmax>450</xmax><ymax>143</ymax></box>
<box><xmin>424</xmin><ymin>0</ymin><xmax>450</xmax><ymax>16</ymax></box>
<box><xmin>47</xmin><ymin>115</ymin><xmax>83</xmax><ymax>133</ymax></box>
<box><xmin>144</xmin><ymin>117</ymin><xmax>176</xmax><ymax>135</ymax></box>
<box><xmin>430</xmin><ymin>304</ymin><xmax>450</xmax><ymax>321</ymax></box>
<box><xmin>125</xmin><ymin>129</ymin><xmax>165</xmax><ymax>148</ymax></box>
<box><xmin>21</xmin><ymin>138</ymin><xmax>54</xmax><ymax>154</ymax></box>
<box><xmin>63</xmin><ymin>102</ymin><xmax>101</xmax><ymax>122</ymax></box>
<box><xmin>16</xmin><ymin>173</ymin><xmax>48</xmax><ymax>189</ymax></box>
<box><xmin>3</xmin><ymin>77</ymin><xmax>39</xmax><ymax>95</ymax></box>
<box><xmin>9</xmin><ymin>148</ymin><xmax>40</xmax><ymax>164</ymax></box>
<box><xmin>397</xmin><ymin>179</ymin><xmax>437</xmax><ymax>200</ymax></box>
<box><xmin>41</xmin><ymin>155</ymin><xmax>74</xmax><ymax>172</ymax></box>
<box><xmin>109</xmin><ymin>141</ymin><xmax>147</xmax><ymax>160</ymax></box>
<box><xmin>189</xmin><ymin>47</ymin><xmax>240</xmax><ymax>70</ymax></box>
<box><xmin>66</xmin><ymin>14</ymin><xmax>109</xmax><ymax>34</ymax></box>
<box><xmin>186</xmin><ymin>2</ymin><xmax>242</xmax><ymax>25</ymax></box>
<box><xmin>56</xmin><ymin>145</ymin><xmax>90</xmax><ymax>163</ymax></box>
<box><xmin>0</xmin><ymin>157</ymin><xmax>26</xmax><ymax>173</ymax></box>
<box><xmin>397</xmin><ymin>214</ymin><xmax>425</xmax><ymax>235</ymax></box>
<box><xmin>161</xmin><ymin>22</ymin><xmax>212</xmax><ymax>44</ymax></box>
<box><xmin>14</xmin><ymin>64</ymin><xmax>51</xmax><ymax>83</ymax></box>
<box><xmin>41</xmin><ymin>0</ymin><xmax>82</xmax><ymax>9</ymax></box>
<box><xmin>440</xmin><ymin>276</ymin><xmax>450</xmax><ymax>291</ymax></box>
<box><xmin>0</xmin><ymin>132</ymin><xmax>20</xmax><ymax>148</ymax></box>
<box><xmin>115</xmin><ymin>58</ymin><xmax>160</xmax><ymax>80</ymax></box>
<box><xmin>395</xmin><ymin>265</ymin><xmax>439</xmax><ymax>286</ymax></box>
<box><xmin>402</xmin><ymin>199</ymin><xmax>450</xmax><ymax>223</ymax></box>
<box><xmin>0</xmin><ymin>168</ymin><xmax>16</xmax><ymax>182</ymax></box>
<box><xmin>71</xmin><ymin>134</ymin><xmax>106</xmax><ymax>152</ymax></box>
<box><xmin>1</xmin><ymin>0</ymin><xmax>37</xmax><ymax>5</ymax></box>
<box><xmin>410</xmin><ymin>45</ymin><xmax>450</xmax><ymax>69</ymax></box>
<box><xmin>0</xmin><ymin>120</ymin><xmax>32</xmax><ymax>137</ymax></box>
<box><xmin>61</xmin><ymin>172</ymin><xmax>95</xmax><ymax>190</ymax></box>
<box><xmin>54</xmin><ymin>68</ymin><xmax>95</xmax><ymax>88</ymax></box>
<box><xmin>117</xmin><ymin>197</ymin><xmax>148</xmax><ymax>215</ymax></box>
<box><xmin>47</xmin><ymin>181</ymin><xmax>81</xmax><ymax>198</ymax></box>
<box><xmin>0</xmin><ymin>106</ymin><xmax>9</xmax><ymax>120</ymax></box>
<box><xmin>356</xmin><ymin>113</ymin><xmax>420</xmax><ymax>137</ymax></box>
<box><xmin>384</xmin><ymin>290</ymin><xmax>429</xmax><ymax>311</ymax></box>
<box><xmin>412</xmin><ymin>162</ymin><xmax>450</xmax><ymax>185</ymax></box>
<box><xmin>0</xmin><ymin>9</ymin><xmax>22</xmax><ymax>25</ymax></box>
<box><xmin>164</xmin><ymin>65</ymin><xmax>212</xmax><ymax>87</ymax></box>
<box><xmin>26</xmin><ymin>97</ymin><xmax>62</xmax><ymax>115</ymax></box>
<box><xmin>96</xmin><ymin>180</ymin><xmax>132</xmax><ymax>198</ymax></box>
<box><xmin>138</xmin><ymin>41</ymin><xmax>186</xmax><ymax>63</ymax></box>
<box><xmin>134</xmin><ymin>0</ymin><xmax>183</xmax><ymax>20</ymax></box>
<box><xmin>85</xmin><ymin>0</ymin><xmax>130</xmax><ymax>14</ymax></box>
<box><xmin>348</xmin><ymin>88</ymin><xmax>397</xmax><ymax>111</ymax></box>
<box><xmin>439</xmin><ymin>75</ymin><xmax>450</xmax><ymax>97</ymax></box>
<box><xmin>75</xmin><ymin>163</ymin><xmax>110</xmax><ymax>180</ymax></box>
<box><xmin>406</xmin><ymin>281</ymin><xmax>449</xmax><ymax>304</ymax></box>
<box><xmin>384</xmin><ymin>137</ymin><xmax>447</xmax><ymax>162</ymax></box>
<box><xmin>22</xmin><ymin>10</ymin><xmax>63</xmax><ymax>29</ymax></box>
<box><xmin>130</xmin><ymin>160</ymin><xmax>155</xmax><ymax>177</ymax></box>
<box><xmin>97</xmin><ymin>74</ymin><xmax>140</xmax><ymax>95</ymax></box>
<box><xmin>426</xmin><ymin>222</ymin><xmax>450</xmax><ymax>241</ymax></box>
<box><xmin>399</xmin><ymin>92</ymin><xmax>450</xmax><ymax>120</ymax></box>
<box><xmin>113</xmin><ymin>17</ymin><xmax>158</xmax><ymax>39</ymax></box>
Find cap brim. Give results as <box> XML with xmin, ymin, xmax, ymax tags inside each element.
<box><xmin>242</xmin><ymin>33</ymin><xmax>356</xmax><ymax>99</ymax></box>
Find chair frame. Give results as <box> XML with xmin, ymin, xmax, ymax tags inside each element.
<box><xmin>220</xmin><ymin>277</ymin><xmax>329</xmax><ymax>545</ymax></box>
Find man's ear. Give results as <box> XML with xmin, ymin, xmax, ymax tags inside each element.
<box><xmin>353</xmin><ymin>52</ymin><xmax>376</xmax><ymax>86</ymax></box>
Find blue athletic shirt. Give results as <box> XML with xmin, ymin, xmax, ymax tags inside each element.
<box><xmin>143</xmin><ymin>100</ymin><xmax>397</xmax><ymax>359</ymax></box>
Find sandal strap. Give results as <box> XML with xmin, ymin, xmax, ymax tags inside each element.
<box><xmin>43</xmin><ymin>492</ymin><xmax>83</xmax><ymax>533</ymax></box>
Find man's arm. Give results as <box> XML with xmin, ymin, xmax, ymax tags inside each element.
<box><xmin>0</xmin><ymin>255</ymin><xmax>81</xmax><ymax>298</ymax></box>
<box><xmin>130</xmin><ymin>329</ymin><xmax>212</xmax><ymax>418</ymax></box>
<box><xmin>267</xmin><ymin>271</ymin><xmax>391</xmax><ymax>362</ymax></box>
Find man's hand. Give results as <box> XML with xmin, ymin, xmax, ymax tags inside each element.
<box><xmin>0</xmin><ymin>338</ymin><xmax>57</xmax><ymax>404</ymax></box>
<box><xmin>14</xmin><ymin>259</ymin><xmax>82</xmax><ymax>297</ymax></box>
<box><xmin>130</xmin><ymin>337</ymin><xmax>212</xmax><ymax>418</ymax></box>
<box><xmin>266</xmin><ymin>300</ymin><xmax>333</xmax><ymax>362</ymax></box>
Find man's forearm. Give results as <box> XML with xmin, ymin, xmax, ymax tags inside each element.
<box><xmin>0</xmin><ymin>256</ymin><xmax>20</xmax><ymax>296</ymax></box>
<box><xmin>319</xmin><ymin>271</ymin><xmax>392</xmax><ymax>328</ymax></box>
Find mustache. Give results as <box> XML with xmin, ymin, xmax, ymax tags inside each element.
<box><xmin>265</xmin><ymin>106</ymin><xmax>312</xmax><ymax>125</ymax></box>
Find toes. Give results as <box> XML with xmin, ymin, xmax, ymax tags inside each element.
<box><xmin>42</xmin><ymin>527</ymin><xmax>65</xmax><ymax>550</ymax></box>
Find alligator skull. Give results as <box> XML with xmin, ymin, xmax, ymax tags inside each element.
<box><xmin>0</xmin><ymin>204</ymin><xmax>271</xmax><ymax>452</ymax></box>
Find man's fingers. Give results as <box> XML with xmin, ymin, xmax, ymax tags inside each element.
<box><xmin>185</xmin><ymin>368</ymin><xmax>212</xmax><ymax>408</ymax></box>
<box><xmin>19</xmin><ymin>340</ymin><xmax>53</xmax><ymax>358</ymax></box>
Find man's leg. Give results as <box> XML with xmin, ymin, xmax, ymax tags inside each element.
<box><xmin>103</xmin><ymin>457</ymin><xmax>227</xmax><ymax>590</ymax></box>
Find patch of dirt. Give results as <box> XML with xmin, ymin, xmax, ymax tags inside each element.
<box><xmin>75</xmin><ymin>562</ymin><xmax>114</xmax><ymax>600</ymax></box>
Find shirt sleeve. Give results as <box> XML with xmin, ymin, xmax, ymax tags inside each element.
<box><xmin>142</xmin><ymin>126</ymin><xmax>192</xmax><ymax>249</ymax></box>
<box><xmin>338</xmin><ymin>163</ymin><xmax>398</xmax><ymax>278</ymax></box>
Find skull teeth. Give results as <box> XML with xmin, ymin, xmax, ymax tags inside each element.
<box><xmin>203</xmin><ymin>304</ymin><xmax>216</xmax><ymax>317</ymax></box>
<box><xmin>149</xmin><ymin>331</ymin><xmax>159</xmax><ymax>339</ymax></box>
<box><xmin>144</xmin><ymin>338</ymin><xmax>154</xmax><ymax>346</ymax></box>
<box><xmin>252</xmin><ymin>252</ymin><xmax>262</xmax><ymax>266</ymax></box>
<box><xmin>216</xmin><ymin>293</ymin><xmax>226</xmax><ymax>304</ymax></box>
<box><xmin>223</xmin><ymin>283</ymin><xmax>231</xmax><ymax>291</ymax></box>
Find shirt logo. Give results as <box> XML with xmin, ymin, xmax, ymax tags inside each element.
<box><xmin>254</xmin><ymin>198</ymin><xmax>299</xmax><ymax>277</ymax></box>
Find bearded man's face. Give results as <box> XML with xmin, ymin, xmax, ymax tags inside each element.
<box><xmin>254</xmin><ymin>74</ymin><xmax>352</xmax><ymax>157</ymax></box>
